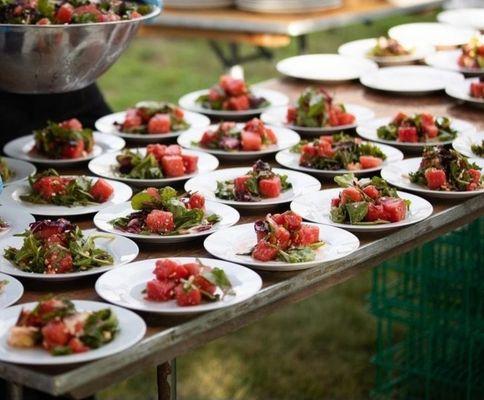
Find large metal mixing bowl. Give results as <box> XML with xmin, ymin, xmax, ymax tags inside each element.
<box><xmin>0</xmin><ymin>6</ymin><xmax>160</xmax><ymax>94</ymax></box>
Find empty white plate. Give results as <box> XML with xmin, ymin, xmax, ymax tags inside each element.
<box><xmin>184</xmin><ymin>167</ymin><xmax>321</xmax><ymax>209</ymax></box>
<box><xmin>275</xmin><ymin>143</ymin><xmax>403</xmax><ymax>177</ymax></box>
<box><xmin>94</xmin><ymin>110</ymin><xmax>210</xmax><ymax>143</ymax></box>
<box><xmin>425</xmin><ymin>50</ymin><xmax>484</xmax><ymax>76</ymax></box>
<box><xmin>0</xmin><ymin>273</ymin><xmax>23</xmax><ymax>309</ymax></box>
<box><xmin>0</xmin><ymin>177</ymin><xmax>132</xmax><ymax>217</ymax></box>
<box><xmin>4</xmin><ymin>132</ymin><xmax>125</xmax><ymax>166</ymax></box>
<box><xmin>94</xmin><ymin>200</ymin><xmax>240</xmax><ymax>243</ymax></box>
<box><xmin>95</xmin><ymin>257</ymin><xmax>262</xmax><ymax>315</ymax></box>
<box><xmin>445</xmin><ymin>77</ymin><xmax>484</xmax><ymax>108</ymax></box>
<box><xmin>338</xmin><ymin>38</ymin><xmax>434</xmax><ymax>65</ymax></box>
<box><xmin>260</xmin><ymin>104</ymin><xmax>375</xmax><ymax>135</ymax></box>
<box><xmin>276</xmin><ymin>54</ymin><xmax>378</xmax><ymax>82</ymax></box>
<box><xmin>179</xmin><ymin>88</ymin><xmax>289</xmax><ymax>119</ymax></box>
<box><xmin>388</xmin><ymin>23</ymin><xmax>478</xmax><ymax>48</ymax></box>
<box><xmin>0</xmin><ymin>300</ymin><xmax>146</xmax><ymax>365</ymax></box>
<box><xmin>452</xmin><ymin>131</ymin><xmax>484</xmax><ymax>159</ymax></box>
<box><xmin>0</xmin><ymin>158</ymin><xmax>36</xmax><ymax>186</ymax></box>
<box><xmin>88</xmin><ymin>148</ymin><xmax>219</xmax><ymax>187</ymax></box>
<box><xmin>290</xmin><ymin>188</ymin><xmax>433</xmax><ymax>232</ymax></box>
<box><xmin>356</xmin><ymin>116</ymin><xmax>475</xmax><ymax>152</ymax></box>
<box><xmin>0</xmin><ymin>229</ymin><xmax>139</xmax><ymax>281</ymax></box>
<box><xmin>380</xmin><ymin>157</ymin><xmax>484</xmax><ymax>198</ymax></box>
<box><xmin>204</xmin><ymin>222</ymin><xmax>360</xmax><ymax>271</ymax></box>
<box><xmin>437</xmin><ymin>8</ymin><xmax>484</xmax><ymax>31</ymax></box>
<box><xmin>360</xmin><ymin>66</ymin><xmax>465</xmax><ymax>94</ymax></box>
<box><xmin>177</xmin><ymin>124</ymin><xmax>300</xmax><ymax>160</ymax></box>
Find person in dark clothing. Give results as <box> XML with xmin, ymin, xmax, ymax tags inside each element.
<box><xmin>0</xmin><ymin>83</ymin><xmax>111</xmax><ymax>149</ymax></box>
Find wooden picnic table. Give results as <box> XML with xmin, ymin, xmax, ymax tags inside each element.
<box><xmin>1</xmin><ymin>77</ymin><xmax>483</xmax><ymax>400</ymax></box>
<box><xmin>140</xmin><ymin>0</ymin><xmax>445</xmax><ymax>65</ymax></box>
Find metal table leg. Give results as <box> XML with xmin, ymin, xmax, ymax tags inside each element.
<box><xmin>6</xmin><ymin>382</ymin><xmax>23</xmax><ymax>400</ymax></box>
<box><xmin>157</xmin><ymin>359</ymin><xmax>176</xmax><ymax>400</ymax></box>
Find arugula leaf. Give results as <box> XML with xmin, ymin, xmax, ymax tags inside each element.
<box><xmin>345</xmin><ymin>202</ymin><xmax>369</xmax><ymax>224</ymax></box>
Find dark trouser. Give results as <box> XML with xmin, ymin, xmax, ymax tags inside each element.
<box><xmin>0</xmin><ymin>83</ymin><xmax>112</xmax><ymax>149</ymax></box>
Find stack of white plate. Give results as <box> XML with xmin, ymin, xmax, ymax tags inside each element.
<box><xmin>165</xmin><ymin>0</ymin><xmax>234</xmax><ymax>9</ymax></box>
<box><xmin>235</xmin><ymin>0</ymin><xmax>341</xmax><ymax>14</ymax></box>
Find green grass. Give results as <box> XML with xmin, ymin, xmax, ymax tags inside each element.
<box><xmin>98</xmin><ymin>10</ymin><xmax>437</xmax><ymax>400</ymax></box>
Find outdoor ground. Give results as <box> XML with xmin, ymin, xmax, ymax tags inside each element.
<box><xmin>98</xmin><ymin>10</ymin><xmax>436</xmax><ymax>400</ymax></box>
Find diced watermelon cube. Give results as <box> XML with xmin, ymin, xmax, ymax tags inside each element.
<box><xmin>234</xmin><ymin>175</ymin><xmax>251</xmax><ymax>193</ymax></box>
<box><xmin>90</xmin><ymin>179</ymin><xmax>114</xmax><ymax>203</ymax></box>
<box><xmin>148</xmin><ymin>114</ymin><xmax>171</xmax><ymax>134</ymax></box>
<box><xmin>380</xmin><ymin>197</ymin><xmax>407</xmax><ymax>222</ymax></box>
<box><xmin>146</xmin><ymin>210</ymin><xmax>175</xmax><ymax>233</ymax></box>
<box><xmin>252</xmin><ymin>240</ymin><xmax>278</xmax><ymax>261</ymax></box>
<box><xmin>424</xmin><ymin>168</ymin><xmax>446</xmax><ymax>190</ymax></box>
<box><xmin>258</xmin><ymin>176</ymin><xmax>281</xmax><ymax>198</ymax></box>
<box><xmin>241</xmin><ymin>130</ymin><xmax>262</xmax><ymax>151</ymax></box>
<box><xmin>161</xmin><ymin>155</ymin><xmax>186</xmax><ymax>177</ymax></box>
<box><xmin>359</xmin><ymin>155</ymin><xmax>383</xmax><ymax>169</ymax></box>
<box><xmin>145</xmin><ymin>279</ymin><xmax>176</xmax><ymax>301</ymax></box>
<box><xmin>292</xmin><ymin>224</ymin><xmax>320</xmax><ymax>246</ymax></box>
<box><xmin>182</xmin><ymin>154</ymin><xmax>198</xmax><ymax>174</ymax></box>
<box><xmin>398</xmin><ymin>126</ymin><xmax>418</xmax><ymax>142</ymax></box>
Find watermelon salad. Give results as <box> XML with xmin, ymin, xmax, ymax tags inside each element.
<box><xmin>409</xmin><ymin>147</ymin><xmax>482</xmax><ymax>192</ymax></box>
<box><xmin>0</xmin><ymin>0</ymin><xmax>151</xmax><ymax>25</ymax></box>
<box><xmin>116</xmin><ymin>144</ymin><xmax>198</xmax><ymax>179</ymax></box>
<box><xmin>198</xmin><ymin>119</ymin><xmax>277</xmax><ymax>152</ymax></box>
<box><xmin>470</xmin><ymin>82</ymin><xmax>484</xmax><ymax>99</ymax></box>
<box><xmin>458</xmin><ymin>37</ymin><xmax>484</xmax><ymax>70</ymax></box>
<box><xmin>368</xmin><ymin>37</ymin><xmax>411</xmax><ymax>58</ymax></box>
<box><xmin>110</xmin><ymin>187</ymin><xmax>220</xmax><ymax>235</ymax></box>
<box><xmin>196</xmin><ymin>75</ymin><xmax>269</xmax><ymax>111</ymax></box>
<box><xmin>0</xmin><ymin>157</ymin><xmax>13</xmax><ymax>183</ymax></box>
<box><xmin>216</xmin><ymin>160</ymin><xmax>292</xmax><ymax>202</ymax></box>
<box><xmin>4</xmin><ymin>219</ymin><xmax>113</xmax><ymax>274</ymax></box>
<box><xmin>286</xmin><ymin>87</ymin><xmax>355</xmax><ymax>128</ymax></box>
<box><xmin>293</xmin><ymin>133</ymin><xmax>386</xmax><ymax>171</ymax></box>
<box><xmin>377</xmin><ymin>112</ymin><xmax>457</xmax><ymax>143</ymax></box>
<box><xmin>8</xmin><ymin>297</ymin><xmax>118</xmax><ymax>356</ymax></box>
<box><xmin>145</xmin><ymin>258</ymin><xmax>234</xmax><ymax>306</ymax></box>
<box><xmin>116</xmin><ymin>102</ymin><xmax>190</xmax><ymax>135</ymax></box>
<box><xmin>33</xmin><ymin>118</ymin><xmax>94</xmax><ymax>159</ymax></box>
<box><xmin>21</xmin><ymin>169</ymin><xmax>114</xmax><ymax>206</ymax></box>
<box><xmin>471</xmin><ymin>140</ymin><xmax>484</xmax><ymax>157</ymax></box>
<box><xmin>248</xmin><ymin>211</ymin><xmax>323</xmax><ymax>263</ymax></box>
<box><xmin>330</xmin><ymin>174</ymin><xmax>409</xmax><ymax>225</ymax></box>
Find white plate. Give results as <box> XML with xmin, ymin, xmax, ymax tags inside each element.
<box><xmin>425</xmin><ymin>50</ymin><xmax>484</xmax><ymax>76</ymax></box>
<box><xmin>94</xmin><ymin>200</ymin><xmax>240</xmax><ymax>243</ymax></box>
<box><xmin>356</xmin><ymin>116</ymin><xmax>475</xmax><ymax>152</ymax></box>
<box><xmin>94</xmin><ymin>110</ymin><xmax>211</xmax><ymax>143</ymax></box>
<box><xmin>338</xmin><ymin>38</ymin><xmax>434</xmax><ymax>65</ymax></box>
<box><xmin>88</xmin><ymin>148</ymin><xmax>219</xmax><ymax>187</ymax></box>
<box><xmin>0</xmin><ymin>177</ymin><xmax>132</xmax><ymax>217</ymax></box>
<box><xmin>95</xmin><ymin>257</ymin><xmax>262</xmax><ymax>315</ymax></box>
<box><xmin>177</xmin><ymin>124</ymin><xmax>300</xmax><ymax>160</ymax></box>
<box><xmin>0</xmin><ymin>273</ymin><xmax>23</xmax><ymax>309</ymax></box>
<box><xmin>260</xmin><ymin>104</ymin><xmax>375</xmax><ymax>135</ymax></box>
<box><xmin>184</xmin><ymin>167</ymin><xmax>321</xmax><ymax>209</ymax></box>
<box><xmin>204</xmin><ymin>223</ymin><xmax>360</xmax><ymax>271</ymax></box>
<box><xmin>360</xmin><ymin>66</ymin><xmax>465</xmax><ymax>94</ymax></box>
<box><xmin>0</xmin><ymin>206</ymin><xmax>35</xmax><ymax>241</ymax></box>
<box><xmin>4</xmin><ymin>132</ymin><xmax>126</xmax><ymax>166</ymax></box>
<box><xmin>388</xmin><ymin>23</ymin><xmax>478</xmax><ymax>48</ymax></box>
<box><xmin>1</xmin><ymin>158</ymin><xmax>36</xmax><ymax>187</ymax></box>
<box><xmin>445</xmin><ymin>77</ymin><xmax>484</xmax><ymax>107</ymax></box>
<box><xmin>276</xmin><ymin>54</ymin><xmax>378</xmax><ymax>82</ymax></box>
<box><xmin>178</xmin><ymin>88</ymin><xmax>289</xmax><ymax>119</ymax></box>
<box><xmin>452</xmin><ymin>131</ymin><xmax>484</xmax><ymax>159</ymax></box>
<box><xmin>381</xmin><ymin>157</ymin><xmax>484</xmax><ymax>198</ymax></box>
<box><xmin>0</xmin><ymin>229</ymin><xmax>139</xmax><ymax>281</ymax></box>
<box><xmin>275</xmin><ymin>143</ymin><xmax>403</xmax><ymax>177</ymax></box>
<box><xmin>290</xmin><ymin>188</ymin><xmax>433</xmax><ymax>232</ymax></box>
<box><xmin>0</xmin><ymin>300</ymin><xmax>146</xmax><ymax>365</ymax></box>
<box><xmin>437</xmin><ymin>9</ymin><xmax>484</xmax><ymax>31</ymax></box>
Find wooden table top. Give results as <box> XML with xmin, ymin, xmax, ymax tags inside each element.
<box><xmin>0</xmin><ymin>77</ymin><xmax>483</xmax><ymax>399</ymax></box>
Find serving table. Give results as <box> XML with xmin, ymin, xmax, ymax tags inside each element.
<box><xmin>140</xmin><ymin>0</ymin><xmax>445</xmax><ymax>66</ymax></box>
<box><xmin>1</xmin><ymin>77</ymin><xmax>483</xmax><ymax>400</ymax></box>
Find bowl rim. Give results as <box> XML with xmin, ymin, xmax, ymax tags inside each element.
<box><xmin>0</xmin><ymin>4</ymin><xmax>160</xmax><ymax>28</ymax></box>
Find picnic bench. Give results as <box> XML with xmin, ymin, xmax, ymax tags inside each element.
<box><xmin>1</xmin><ymin>77</ymin><xmax>483</xmax><ymax>400</ymax></box>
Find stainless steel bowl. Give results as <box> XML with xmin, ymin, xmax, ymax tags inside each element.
<box><xmin>0</xmin><ymin>6</ymin><xmax>160</xmax><ymax>94</ymax></box>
